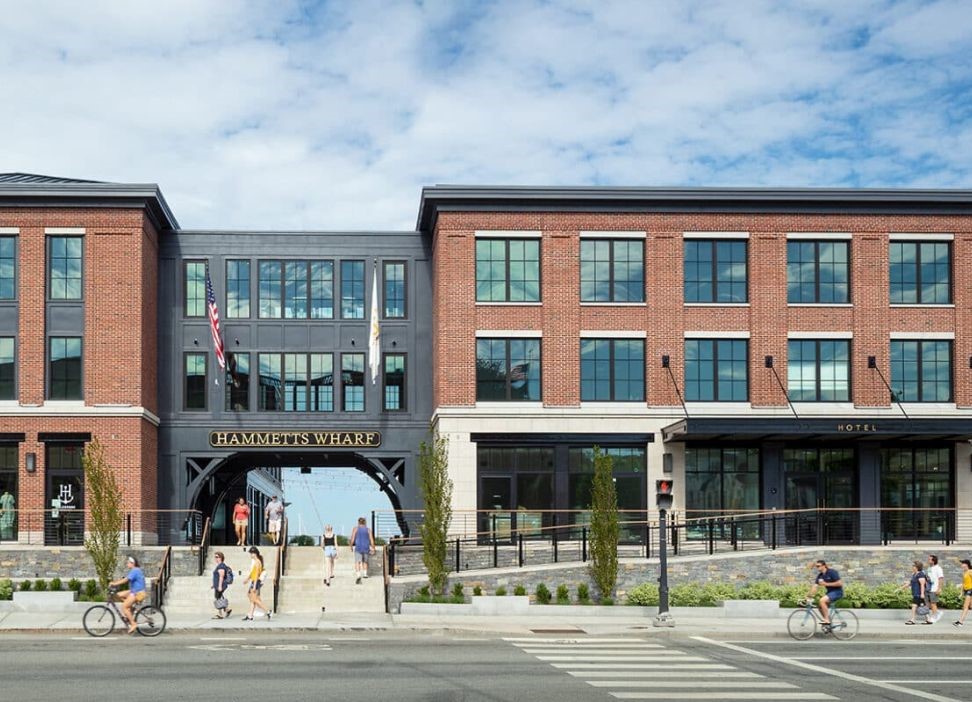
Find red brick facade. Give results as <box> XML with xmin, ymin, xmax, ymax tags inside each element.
<box><xmin>432</xmin><ymin>212</ymin><xmax>972</xmax><ymax>410</ymax></box>
<box><xmin>0</xmin><ymin>207</ymin><xmax>160</xmax><ymax>536</ymax></box>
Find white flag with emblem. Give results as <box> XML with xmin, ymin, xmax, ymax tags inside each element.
<box><xmin>369</xmin><ymin>260</ymin><xmax>380</xmax><ymax>385</ymax></box>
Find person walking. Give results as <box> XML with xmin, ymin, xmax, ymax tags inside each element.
<box><xmin>927</xmin><ymin>554</ymin><xmax>945</xmax><ymax>623</ymax></box>
<box><xmin>232</xmin><ymin>497</ymin><xmax>250</xmax><ymax>548</ymax></box>
<box><xmin>904</xmin><ymin>560</ymin><xmax>930</xmax><ymax>625</ymax></box>
<box><xmin>350</xmin><ymin>516</ymin><xmax>375</xmax><ymax>585</ymax></box>
<box><xmin>265</xmin><ymin>496</ymin><xmax>284</xmax><ymax>546</ymax></box>
<box><xmin>211</xmin><ymin>551</ymin><xmax>233</xmax><ymax>619</ymax></box>
<box><xmin>322</xmin><ymin>524</ymin><xmax>338</xmax><ymax>587</ymax></box>
<box><xmin>243</xmin><ymin>546</ymin><xmax>271</xmax><ymax>621</ymax></box>
<box><xmin>955</xmin><ymin>559</ymin><xmax>972</xmax><ymax>626</ymax></box>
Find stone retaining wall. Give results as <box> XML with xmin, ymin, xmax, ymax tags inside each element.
<box><xmin>387</xmin><ymin>545</ymin><xmax>972</xmax><ymax>613</ymax></box>
<box><xmin>0</xmin><ymin>546</ymin><xmax>200</xmax><ymax>580</ymax></box>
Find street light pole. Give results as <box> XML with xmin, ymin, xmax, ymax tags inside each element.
<box><xmin>654</xmin><ymin>480</ymin><xmax>675</xmax><ymax>628</ymax></box>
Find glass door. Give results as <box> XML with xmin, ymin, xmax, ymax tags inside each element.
<box><xmin>784</xmin><ymin>448</ymin><xmax>857</xmax><ymax>545</ymax></box>
<box><xmin>45</xmin><ymin>471</ymin><xmax>84</xmax><ymax>545</ymax></box>
<box><xmin>479</xmin><ymin>476</ymin><xmax>512</xmax><ymax>541</ymax></box>
<box><xmin>785</xmin><ymin>473</ymin><xmax>821</xmax><ymax>544</ymax></box>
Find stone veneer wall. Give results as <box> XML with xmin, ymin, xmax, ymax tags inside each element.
<box><xmin>0</xmin><ymin>547</ymin><xmax>200</xmax><ymax>580</ymax></box>
<box><xmin>387</xmin><ymin>545</ymin><xmax>972</xmax><ymax>613</ymax></box>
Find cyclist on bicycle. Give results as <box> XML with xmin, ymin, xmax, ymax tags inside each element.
<box><xmin>808</xmin><ymin>559</ymin><xmax>844</xmax><ymax>630</ymax></box>
<box><xmin>109</xmin><ymin>555</ymin><xmax>147</xmax><ymax>635</ymax></box>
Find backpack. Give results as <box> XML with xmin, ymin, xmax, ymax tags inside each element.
<box><xmin>222</xmin><ymin>564</ymin><xmax>234</xmax><ymax>586</ymax></box>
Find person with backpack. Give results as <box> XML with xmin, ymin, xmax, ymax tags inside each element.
<box><xmin>904</xmin><ymin>560</ymin><xmax>930</xmax><ymax>625</ymax></box>
<box><xmin>212</xmin><ymin>551</ymin><xmax>233</xmax><ymax>619</ymax></box>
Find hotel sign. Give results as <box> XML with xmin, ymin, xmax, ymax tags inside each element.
<box><xmin>209</xmin><ymin>430</ymin><xmax>382</xmax><ymax>448</ymax></box>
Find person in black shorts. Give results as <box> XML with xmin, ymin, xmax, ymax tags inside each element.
<box><xmin>808</xmin><ymin>560</ymin><xmax>844</xmax><ymax>629</ymax></box>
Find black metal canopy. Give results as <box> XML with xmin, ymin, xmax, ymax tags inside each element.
<box><xmin>661</xmin><ymin>417</ymin><xmax>972</xmax><ymax>443</ymax></box>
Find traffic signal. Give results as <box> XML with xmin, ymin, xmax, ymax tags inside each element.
<box><xmin>656</xmin><ymin>479</ymin><xmax>674</xmax><ymax>511</ymax></box>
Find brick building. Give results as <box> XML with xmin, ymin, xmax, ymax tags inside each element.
<box><xmin>1</xmin><ymin>176</ymin><xmax>970</xmax><ymax>546</ymax></box>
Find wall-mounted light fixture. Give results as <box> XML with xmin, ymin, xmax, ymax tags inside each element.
<box><xmin>764</xmin><ymin>355</ymin><xmax>774</xmax><ymax>368</ymax></box>
<box><xmin>25</xmin><ymin>452</ymin><xmax>36</xmax><ymax>473</ymax></box>
<box><xmin>193</xmin><ymin>338</ymin><xmax>199</xmax><ymax>345</ymax></box>
<box><xmin>661</xmin><ymin>354</ymin><xmax>670</xmax><ymax>368</ymax></box>
<box><xmin>351</xmin><ymin>338</ymin><xmax>356</xmax><ymax>346</ymax></box>
<box><xmin>867</xmin><ymin>356</ymin><xmax>877</xmax><ymax>369</ymax></box>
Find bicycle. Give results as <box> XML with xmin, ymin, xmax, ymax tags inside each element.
<box><xmin>82</xmin><ymin>586</ymin><xmax>167</xmax><ymax>637</ymax></box>
<box><xmin>787</xmin><ymin>598</ymin><xmax>858</xmax><ymax>640</ymax></box>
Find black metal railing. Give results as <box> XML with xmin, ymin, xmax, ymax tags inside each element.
<box><xmin>273</xmin><ymin>518</ymin><xmax>288</xmax><ymax>614</ymax></box>
<box><xmin>153</xmin><ymin>546</ymin><xmax>172</xmax><ymax>609</ymax></box>
<box><xmin>0</xmin><ymin>509</ymin><xmax>206</xmax><ymax>546</ymax></box>
<box><xmin>197</xmin><ymin>517</ymin><xmax>211</xmax><ymax>576</ymax></box>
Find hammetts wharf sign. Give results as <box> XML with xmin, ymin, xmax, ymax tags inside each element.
<box><xmin>209</xmin><ymin>430</ymin><xmax>382</xmax><ymax>448</ymax></box>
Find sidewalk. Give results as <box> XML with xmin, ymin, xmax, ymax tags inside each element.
<box><xmin>3</xmin><ymin>604</ymin><xmax>972</xmax><ymax>638</ymax></box>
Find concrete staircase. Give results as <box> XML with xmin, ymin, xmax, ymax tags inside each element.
<box><xmin>162</xmin><ymin>546</ymin><xmax>278</xmax><ymax>616</ymax></box>
<box><xmin>276</xmin><ymin>546</ymin><xmax>384</xmax><ymax>614</ymax></box>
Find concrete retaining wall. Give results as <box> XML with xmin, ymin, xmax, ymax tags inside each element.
<box><xmin>387</xmin><ymin>545</ymin><xmax>972</xmax><ymax>613</ymax></box>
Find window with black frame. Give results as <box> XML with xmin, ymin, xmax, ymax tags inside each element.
<box><xmin>475</xmin><ymin>238</ymin><xmax>540</xmax><ymax>302</ymax></box>
<box><xmin>49</xmin><ymin>337</ymin><xmax>82</xmax><ymax>401</ymax></box>
<box><xmin>685</xmin><ymin>338</ymin><xmax>748</xmax><ymax>401</ymax></box>
<box><xmin>226</xmin><ymin>260</ymin><xmax>250</xmax><ymax>318</ymax></box>
<box><xmin>0</xmin><ymin>445</ymin><xmax>17</xmax><ymax>541</ymax></box>
<box><xmin>476</xmin><ymin>447</ymin><xmax>554</xmax><ymax>538</ymax></box>
<box><xmin>787</xmin><ymin>339</ymin><xmax>850</xmax><ymax>402</ymax></box>
<box><xmin>881</xmin><ymin>447</ymin><xmax>951</xmax><ymax>541</ymax></box>
<box><xmin>0</xmin><ymin>236</ymin><xmax>15</xmax><ymax>300</ymax></box>
<box><xmin>890</xmin><ymin>241</ymin><xmax>950</xmax><ymax>304</ymax></box>
<box><xmin>684</xmin><ymin>239</ymin><xmax>747</xmax><ymax>303</ymax></box>
<box><xmin>225</xmin><ymin>352</ymin><xmax>250</xmax><ymax>411</ymax></box>
<box><xmin>685</xmin><ymin>447</ymin><xmax>760</xmax><ymax>539</ymax></box>
<box><xmin>0</xmin><ymin>337</ymin><xmax>14</xmax><ymax>401</ymax></box>
<box><xmin>568</xmin><ymin>446</ymin><xmax>646</xmax><ymax>541</ymax></box>
<box><xmin>890</xmin><ymin>340</ymin><xmax>952</xmax><ymax>402</ymax></box>
<box><xmin>787</xmin><ymin>240</ymin><xmax>849</xmax><ymax>303</ymax></box>
<box><xmin>476</xmin><ymin>338</ymin><xmax>541</xmax><ymax>401</ymax></box>
<box><xmin>580</xmin><ymin>239</ymin><xmax>644</xmax><ymax>302</ymax></box>
<box><xmin>580</xmin><ymin>339</ymin><xmax>644</xmax><ymax>402</ymax></box>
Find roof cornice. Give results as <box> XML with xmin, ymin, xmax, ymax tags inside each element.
<box><xmin>416</xmin><ymin>185</ymin><xmax>972</xmax><ymax>232</ymax></box>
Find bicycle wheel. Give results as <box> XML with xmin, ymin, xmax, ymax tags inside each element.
<box><xmin>787</xmin><ymin>608</ymin><xmax>817</xmax><ymax>640</ymax></box>
<box><xmin>82</xmin><ymin>605</ymin><xmax>116</xmax><ymax>637</ymax></box>
<box><xmin>830</xmin><ymin>609</ymin><xmax>858</xmax><ymax>640</ymax></box>
<box><xmin>135</xmin><ymin>605</ymin><xmax>166</xmax><ymax>637</ymax></box>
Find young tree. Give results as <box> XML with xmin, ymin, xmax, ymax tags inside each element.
<box><xmin>589</xmin><ymin>446</ymin><xmax>619</xmax><ymax>601</ymax></box>
<box><xmin>418</xmin><ymin>430</ymin><xmax>453</xmax><ymax>596</ymax></box>
<box><xmin>82</xmin><ymin>439</ymin><xmax>124</xmax><ymax>594</ymax></box>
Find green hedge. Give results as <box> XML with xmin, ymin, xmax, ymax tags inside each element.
<box><xmin>626</xmin><ymin>580</ymin><xmax>964</xmax><ymax>609</ymax></box>
<box><xmin>0</xmin><ymin>579</ymin><xmax>12</xmax><ymax>600</ymax></box>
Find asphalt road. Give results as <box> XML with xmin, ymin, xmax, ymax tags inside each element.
<box><xmin>0</xmin><ymin>631</ymin><xmax>965</xmax><ymax>702</ymax></box>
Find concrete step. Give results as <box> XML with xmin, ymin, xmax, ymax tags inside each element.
<box><xmin>163</xmin><ymin>546</ymin><xmax>280</xmax><ymax>614</ymax></box>
<box><xmin>276</xmin><ymin>551</ymin><xmax>384</xmax><ymax>614</ymax></box>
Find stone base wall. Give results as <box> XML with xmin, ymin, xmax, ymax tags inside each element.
<box><xmin>0</xmin><ymin>546</ymin><xmax>200</xmax><ymax>580</ymax></box>
<box><xmin>387</xmin><ymin>545</ymin><xmax>972</xmax><ymax>613</ymax></box>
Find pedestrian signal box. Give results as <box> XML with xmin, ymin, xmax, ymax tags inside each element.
<box><xmin>656</xmin><ymin>479</ymin><xmax>674</xmax><ymax>511</ymax></box>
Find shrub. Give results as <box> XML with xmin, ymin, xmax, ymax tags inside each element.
<box><xmin>50</xmin><ymin>577</ymin><xmax>62</xmax><ymax>592</ymax></box>
<box><xmin>84</xmin><ymin>579</ymin><xmax>98</xmax><ymax>599</ymax></box>
<box><xmin>600</xmin><ymin>596</ymin><xmax>614</xmax><ymax>605</ymax></box>
<box><xmin>513</xmin><ymin>585</ymin><xmax>526</xmax><ymax>596</ymax></box>
<box><xmin>417</xmin><ymin>585</ymin><xmax>430</xmax><ymax>598</ymax></box>
<box><xmin>495</xmin><ymin>586</ymin><xmax>507</xmax><ymax>596</ymax></box>
<box><xmin>451</xmin><ymin>582</ymin><xmax>465</xmax><ymax>600</ymax></box>
<box><xmin>939</xmin><ymin>584</ymin><xmax>963</xmax><ymax>611</ymax></box>
<box><xmin>473</xmin><ymin>585</ymin><xmax>482</xmax><ymax>597</ymax></box>
<box><xmin>289</xmin><ymin>535</ymin><xmax>314</xmax><ymax>546</ymax></box>
<box><xmin>577</xmin><ymin>583</ymin><xmax>591</xmax><ymax>604</ymax></box>
<box><xmin>670</xmin><ymin>583</ymin><xmax>717</xmax><ymax>607</ymax></box>
<box><xmin>626</xmin><ymin>583</ymin><xmax>659</xmax><ymax>606</ymax></box>
<box><xmin>556</xmin><ymin>584</ymin><xmax>570</xmax><ymax>605</ymax></box>
<box><xmin>0</xmin><ymin>579</ymin><xmax>13</xmax><ymax>600</ymax></box>
<box><xmin>68</xmin><ymin>578</ymin><xmax>82</xmax><ymax>593</ymax></box>
<box><xmin>20</xmin><ymin>580</ymin><xmax>31</xmax><ymax>591</ymax></box>
<box><xmin>535</xmin><ymin>583</ymin><xmax>551</xmax><ymax>605</ymax></box>
<box><xmin>34</xmin><ymin>579</ymin><xmax>48</xmax><ymax>592</ymax></box>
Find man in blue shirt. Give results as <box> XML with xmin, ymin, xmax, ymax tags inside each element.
<box><xmin>809</xmin><ymin>559</ymin><xmax>844</xmax><ymax>630</ymax></box>
<box><xmin>110</xmin><ymin>555</ymin><xmax>147</xmax><ymax>634</ymax></box>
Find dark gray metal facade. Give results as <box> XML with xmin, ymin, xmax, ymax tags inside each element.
<box><xmin>157</xmin><ymin>230</ymin><xmax>432</xmax><ymax>537</ymax></box>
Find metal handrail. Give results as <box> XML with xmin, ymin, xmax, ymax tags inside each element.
<box><xmin>273</xmin><ymin>518</ymin><xmax>288</xmax><ymax>614</ymax></box>
<box><xmin>197</xmin><ymin>517</ymin><xmax>211</xmax><ymax>576</ymax></box>
<box><xmin>154</xmin><ymin>545</ymin><xmax>171</xmax><ymax>609</ymax></box>
<box><xmin>0</xmin><ymin>509</ymin><xmax>205</xmax><ymax>545</ymax></box>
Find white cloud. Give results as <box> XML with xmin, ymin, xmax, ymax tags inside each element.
<box><xmin>0</xmin><ymin>0</ymin><xmax>969</xmax><ymax>230</ymax></box>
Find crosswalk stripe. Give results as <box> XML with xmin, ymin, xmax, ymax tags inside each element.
<box><xmin>611</xmin><ymin>693</ymin><xmax>837</xmax><ymax>700</ymax></box>
<box><xmin>591</xmin><ymin>681</ymin><xmax>797</xmax><ymax>689</ymax></box>
<box><xmin>552</xmin><ymin>663</ymin><xmax>733</xmax><ymax>670</ymax></box>
<box><xmin>538</xmin><ymin>655</ymin><xmax>711</xmax><ymax>662</ymax></box>
<box><xmin>569</xmin><ymin>671</ymin><xmax>762</xmax><ymax>679</ymax></box>
<box><xmin>521</xmin><ymin>648</ymin><xmax>683</xmax><ymax>655</ymax></box>
<box><xmin>504</xmin><ymin>638</ymin><xmax>652</xmax><ymax>644</ymax></box>
<box><xmin>510</xmin><ymin>642</ymin><xmax>664</xmax><ymax>648</ymax></box>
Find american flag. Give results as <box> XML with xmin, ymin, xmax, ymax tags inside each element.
<box><xmin>206</xmin><ymin>270</ymin><xmax>226</xmax><ymax>373</ymax></box>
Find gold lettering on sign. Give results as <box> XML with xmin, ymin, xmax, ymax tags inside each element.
<box><xmin>210</xmin><ymin>430</ymin><xmax>382</xmax><ymax>448</ymax></box>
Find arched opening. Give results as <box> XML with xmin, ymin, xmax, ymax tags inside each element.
<box><xmin>187</xmin><ymin>451</ymin><xmax>409</xmax><ymax>545</ymax></box>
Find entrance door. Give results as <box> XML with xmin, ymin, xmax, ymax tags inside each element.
<box><xmin>479</xmin><ymin>476</ymin><xmax>512</xmax><ymax>540</ymax></box>
<box><xmin>784</xmin><ymin>449</ymin><xmax>857</xmax><ymax>545</ymax></box>
<box><xmin>45</xmin><ymin>472</ymin><xmax>84</xmax><ymax>545</ymax></box>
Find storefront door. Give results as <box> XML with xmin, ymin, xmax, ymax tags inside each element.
<box><xmin>45</xmin><ymin>471</ymin><xmax>84</xmax><ymax>545</ymax></box>
<box><xmin>784</xmin><ymin>448</ymin><xmax>857</xmax><ymax>544</ymax></box>
<box><xmin>479</xmin><ymin>476</ymin><xmax>512</xmax><ymax>539</ymax></box>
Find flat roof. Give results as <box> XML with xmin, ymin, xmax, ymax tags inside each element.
<box><xmin>416</xmin><ymin>185</ymin><xmax>972</xmax><ymax>232</ymax></box>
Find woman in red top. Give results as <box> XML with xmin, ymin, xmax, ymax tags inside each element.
<box><xmin>232</xmin><ymin>497</ymin><xmax>250</xmax><ymax>547</ymax></box>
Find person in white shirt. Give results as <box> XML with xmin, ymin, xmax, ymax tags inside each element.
<box><xmin>927</xmin><ymin>554</ymin><xmax>945</xmax><ymax>623</ymax></box>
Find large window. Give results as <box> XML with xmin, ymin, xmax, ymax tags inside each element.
<box><xmin>49</xmin><ymin>337</ymin><xmax>82</xmax><ymax>400</ymax></box>
<box><xmin>0</xmin><ymin>444</ymin><xmax>17</xmax><ymax>541</ymax></box>
<box><xmin>475</xmin><ymin>239</ymin><xmax>540</xmax><ymax>302</ymax></box>
<box><xmin>580</xmin><ymin>339</ymin><xmax>644</xmax><ymax>401</ymax></box>
<box><xmin>383</xmin><ymin>353</ymin><xmax>406</xmax><ymax>411</ymax></box>
<box><xmin>0</xmin><ymin>337</ymin><xmax>13</xmax><ymax>400</ymax></box>
<box><xmin>890</xmin><ymin>340</ymin><xmax>952</xmax><ymax>402</ymax></box>
<box><xmin>684</xmin><ymin>240</ymin><xmax>747</xmax><ymax>303</ymax></box>
<box><xmin>881</xmin><ymin>447</ymin><xmax>951</xmax><ymax>540</ymax></box>
<box><xmin>476</xmin><ymin>338</ymin><xmax>542</xmax><ymax>401</ymax></box>
<box><xmin>258</xmin><ymin>261</ymin><xmax>282</xmax><ymax>318</ymax></box>
<box><xmin>685</xmin><ymin>447</ymin><xmax>760</xmax><ymax>533</ymax></box>
<box><xmin>284</xmin><ymin>262</ymin><xmax>308</xmax><ymax>318</ymax></box>
<box><xmin>342</xmin><ymin>353</ymin><xmax>364</xmax><ymax>411</ymax></box>
<box><xmin>580</xmin><ymin>239</ymin><xmax>644</xmax><ymax>302</ymax></box>
<box><xmin>258</xmin><ymin>260</ymin><xmax>334</xmax><ymax>319</ymax></box>
<box><xmin>685</xmin><ymin>339</ymin><xmax>748</xmax><ymax>401</ymax></box>
<box><xmin>890</xmin><ymin>241</ymin><xmax>951</xmax><ymax>304</ymax></box>
<box><xmin>341</xmin><ymin>260</ymin><xmax>365</xmax><ymax>319</ymax></box>
<box><xmin>310</xmin><ymin>261</ymin><xmax>334</xmax><ymax>319</ymax></box>
<box><xmin>568</xmin><ymin>447</ymin><xmax>646</xmax><ymax>537</ymax></box>
<box><xmin>478</xmin><ymin>446</ymin><xmax>554</xmax><ymax>535</ymax></box>
<box><xmin>49</xmin><ymin>236</ymin><xmax>83</xmax><ymax>300</ymax></box>
<box><xmin>226</xmin><ymin>260</ymin><xmax>250</xmax><ymax>318</ymax></box>
<box><xmin>257</xmin><ymin>353</ymin><xmax>333</xmax><ymax>412</ymax></box>
<box><xmin>0</xmin><ymin>237</ymin><xmax>15</xmax><ymax>299</ymax></box>
<box><xmin>383</xmin><ymin>262</ymin><xmax>406</xmax><ymax>318</ymax></box>
<box><xmin>787</xmin><ymin>339</ymin><xmax>850</xmax><ymax>402</ymax></box>
<box><xmin>184</xmin><ymin>352</ymin><xmax>207</xmax><ymax>410</ymax></box>
<box><xmin>787</xmin><ymin>240</ymin><xmax>849</xmax><ymax>303</ymax></box>
<box><xmin>183</xmin><ymin>260</ymin><xmax>206</xmax><ymax>317</ymax></box>
<box><xmin>225</xmin><ymin>352</ymin><xmax>249</xmax><ymax>411</ymax></box>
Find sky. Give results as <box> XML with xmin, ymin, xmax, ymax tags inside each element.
<box><xmin>280</xmin><ymin>467</ymin><xmax>390</xmax><ymax>541</ymax></box>
<box><xmin>2</xmin><ymin>0</ymin><xmax>971</xmax><ymax>232</ymax></box>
